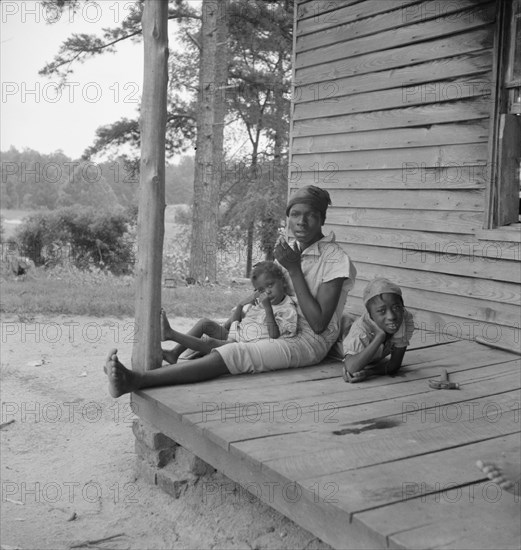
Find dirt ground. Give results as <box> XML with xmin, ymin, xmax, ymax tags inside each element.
<box><xmin>1</xmin><ymin>315</ymin><xmax>332</xmax><ymax>550</ymax></box>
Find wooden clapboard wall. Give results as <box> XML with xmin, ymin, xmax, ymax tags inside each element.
<box><xmin>290</xmin><ymin>0</ymin><xmax>520</xmax><ymax>349</ymax></box>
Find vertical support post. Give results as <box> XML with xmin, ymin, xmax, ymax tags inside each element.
<box><xmin>132</xmin><ymin>0</ymin><xmax>168</xmax><ymax>372</ymax></box>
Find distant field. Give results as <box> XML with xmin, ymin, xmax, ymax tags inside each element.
<box><xmin>1</xmin><ymin>205</ymin><xmax>189</xmax><ymax>242</ymax></box>
<box><xmin>1</xmin><ymin>209</ymin><xmax>37</xmax><ymax>240</ymax></box>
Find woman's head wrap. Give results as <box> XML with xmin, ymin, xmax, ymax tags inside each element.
<box><xmin>363</xmin><ymin>278</ymin><xmax>403</xmax><ymax>306</ymax></box>
<box><xmin>285</xmin><ymin>185</ymin><xmax>331</xmax><ymax>220</ymax></box>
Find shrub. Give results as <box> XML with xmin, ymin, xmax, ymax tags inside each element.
<box><xmin>15</xmin><ymin>207</ymin><xmax>136</xmax><ymax>274</ymax></box>
<box><xmin>173</xmin><ymin>205</ymin><xmax>192</xmax><ymax>225</ymax></box>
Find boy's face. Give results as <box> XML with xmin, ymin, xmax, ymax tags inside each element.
<box><xmin>367</xmin><ymin>293</ymin><xmax>404</xmax><ymax>335</ymax></box>
<box><xmin>253</xmin><ymin>273</ymin><xmax>285</xmax><ymax>305</ymax></box>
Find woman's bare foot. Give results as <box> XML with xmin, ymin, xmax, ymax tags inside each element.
<box><xmin>476</xmin><ymin>458</ymin><xmax>521</xmax><ymax>496</ymax></box>
<box><xmin>105</xmin><ymin>348</ymin><xmax>141</xmax><ymax>398</ymax></box>
<box><xmin>160</xmin><ymin>309</ymin><xmax>176</xmax><ymax>342</ymax></box>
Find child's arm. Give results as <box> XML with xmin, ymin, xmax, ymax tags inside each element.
<box><xmin>224</xmin><ymin>291</ymin><xmax>259</xmax><ymax>329</ymax></box>
<box><xmin>258</xmin><ymin>292</ymin><xmax>280</xmax><ymax>339</ymax></box>
<box><xmin>344</xmin><ymin>327</ymin><xmax>386</xmax><ymax>374</ymax></box>
<box><xmin>372</xmin><ymin>310</ymin><xmax>414</xmax><ymax>375</ymax></box>
<box><xmin>371</xmin><ymin>346</ymin><xmax>407</xmax><ymax>375</ymax></box>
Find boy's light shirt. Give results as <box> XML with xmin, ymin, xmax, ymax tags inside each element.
<box><xmin>343</xmin><ymin>309</ymin><xmax>415</xmax><ymax>361</ymax></box>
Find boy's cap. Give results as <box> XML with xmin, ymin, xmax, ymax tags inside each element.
<box><xmin>363</xmin><ymin>278</ymin><xmax>402</xmax><ymax>305</ymax></box>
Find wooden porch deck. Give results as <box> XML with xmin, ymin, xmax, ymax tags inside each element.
<box><xmin>132</xmin><ymin>333</ymin><xmax>521</xmax><ymax>550</ymax></box>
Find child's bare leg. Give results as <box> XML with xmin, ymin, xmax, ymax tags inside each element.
<box><xmin>161</xmin><ymin>312</ymin><xmax>228</xmax><ymax>364</ymax></box>
<box><xmin>167</xmin><ymin>331</ymin><xmax>227</xmax><ymax>357</ymax></box>
<box><xmin>160</xmin><ymin>308</ymin><xmax>177</xmax><ymax>342</ymax></box>
<box><xmin>105</xmin><ymin>348</ymin><xmax>230</xmax><ymax>397</ymax></box>
<box><xmin>476</xmin><ymin>457</ymin><xmax>521</xmax><ymax>496</ymax></box>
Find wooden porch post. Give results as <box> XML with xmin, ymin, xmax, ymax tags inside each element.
<box><xmin>132</xmin><ymin>0</ymin><xmax>168</xmax><ymax>373</ymax></box>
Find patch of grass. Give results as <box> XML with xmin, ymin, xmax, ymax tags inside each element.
<box><xmin>0</xmin><ymin>266</ymin><xmax>248</xmax><ymax>319</ymax></box>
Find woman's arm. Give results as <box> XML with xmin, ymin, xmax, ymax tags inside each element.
<box><xmin>274</xmin><ymin>238</ymin><xmax>345</xmax><ymax>333</ymax></box>
<box><xmin>290</xmin><ymin>269</ymin><xmax>344</xmax><ymax>333</ymax></box>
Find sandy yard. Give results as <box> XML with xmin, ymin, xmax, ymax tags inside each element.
<box><xmin>1</xmin><ymin>314</ymin><xmax>331</xmax><ymax>550</ymax></box>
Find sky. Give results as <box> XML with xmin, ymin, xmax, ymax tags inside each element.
<box><xmin>1</xmin><ymin>0</ymin><xmax>189</xmax><ymax>160</ymax></box>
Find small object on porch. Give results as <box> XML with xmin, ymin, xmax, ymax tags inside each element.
<box><xmin>428</xmin><ymin>368</ymin><xmax>459</xmax><ymax>390</ymax></box>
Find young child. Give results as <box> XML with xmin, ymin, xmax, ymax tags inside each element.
<box><xmin>160</xmin><ymin>261</ymin><xmax>298</xmax><ymax>363</ymax></box>
<box><xmin>342</xmin><ymin>278</ymin><xmax>415</xmax><ymax>383</ymax></box>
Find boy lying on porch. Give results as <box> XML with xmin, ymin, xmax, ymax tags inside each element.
<box><xmin>342</xmin><ymin>278</ymin><xmax>415</xmax><ymax>383</ymax></box>
<box><xmin>105</xmin><ymin>185</ymin><xmax>357</xmax><ymax>397</ymax></box>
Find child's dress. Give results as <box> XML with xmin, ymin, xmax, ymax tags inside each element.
<box><xmin>343</xmin><ymin>309</ymin><xmax>415</xmax><ymax>362</ymax></box>
<box><xmin>227</xmin><ymin>295</ymin><xmax>298</xmax><ymax>343</ymax></box>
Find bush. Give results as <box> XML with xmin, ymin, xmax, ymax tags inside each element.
<box><xmin>15</xmin><ymin>207</ymin><xmax>136</xmax><ymax>274</ymax></box>
<box><xmin>174</xmin><ymin>205</ymin><xmax>192</xmax><ymax>225</ymax></box>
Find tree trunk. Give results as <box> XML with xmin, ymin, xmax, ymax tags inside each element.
<box><xmin>262</xmin><ymin>50</ymin><xmax>287</xmax><ymax>260</ymax></box>
<box><xmin>131</xmin><ymin>0</ymin><xmax>168</xmax><ymax>373</ymax></box>
<box><xmin>245</xmin><ymin>139</ymin><xmax>260</xmax><ymax>277</ymax></box>
<box><xmin>189</xmin><ymin>0</ymin><xmax>228</xmax><ymax>283</ymax></box>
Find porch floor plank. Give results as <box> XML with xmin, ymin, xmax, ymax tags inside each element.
<box><xmin>133</xmin><ymin>336</ymin><xmax>520</xmax><ymax>549</ymax></box>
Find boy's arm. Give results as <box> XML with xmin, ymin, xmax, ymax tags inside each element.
<box><xmin>372</xmin><ymin>346</ymin><xmax>407</xmax><ymax>375</ymax></box>
<box><xmin>344</xmin><ymin>330</ymin><xmax>386</xmax><ymax>374</ymax></box>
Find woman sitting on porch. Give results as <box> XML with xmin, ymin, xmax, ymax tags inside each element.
<box><xmin>105</xmin><ymin>185</ymin><xmax>357</xmax><ymax>397</ymax></box>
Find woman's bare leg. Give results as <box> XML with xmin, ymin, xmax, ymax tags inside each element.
<box><xmin>105</xmin><ymin>348</ymin><xmax>230</xmax><ymax>397</ymax></box>
<box><xmin>161</xmin><ymin>311</ymin><xmax>228</xmax><ymax>364</ymax></box>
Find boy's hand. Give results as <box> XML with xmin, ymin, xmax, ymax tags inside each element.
<box><xmin>274</xmin><ymin>236</ymin><xmax>301</xmax><ymax>272</ymax></box>
<box><xmin>373</xmin><ymin>324</ymin><xmax>387</xmax><ymax>342</ymax></box>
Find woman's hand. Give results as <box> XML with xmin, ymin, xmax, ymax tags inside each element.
<box><xmin>274</xmin><ymin>236</ymin><xmax>301</xmax><ymax>273</ymax></box>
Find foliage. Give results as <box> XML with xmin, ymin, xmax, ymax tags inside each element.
<box><xmin>162</xmin><ymin>224</ymin><xmax>191</xmax><ymax>283</ymax></box>
<box><xmin>39</xmin><ymin>0</ymin><xmax>293</xmax><ymax>275</ymax></box>
<box><xmin>0</xmin><ymin>147</ymin><xmax>194</xmax><ymax>210</ymax></box>
<box><xmin>222</xmin><ymin>0</ymin><xmax>293</xmax><ymax>270</ymax></box>
<box><xmin>14</xmin><ymin>207</ymin><xmax>136</xmax><ymax>274</ymax></box>
<box><xmin>166</xmin><ymin>156</ymin><xmax>195</xmax><ymax>205</ymax></box>
<box><xmin>162</xmin><ymin>222</ymin><xmax>248</xmax><ymax>284</ymax></box>
<box><xmin>173</xmin><ymin>204</ymin><xmax>192</xmax><ymax>225</ymax></box>
<box><xmin>40</xmin><ymin>0</ymin><xmax>199</xmax><ymax>160</ymax></box>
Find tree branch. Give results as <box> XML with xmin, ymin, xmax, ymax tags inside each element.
<box><xmin>184</xmin><ymin>31</ymin><xmax>201</xmax><ymax>51</ymax></box>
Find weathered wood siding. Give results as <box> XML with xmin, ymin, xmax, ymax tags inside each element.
<box><xmin>290</xmin><ymin>0</ymin><xmax>520</xmax><ymax>349</ymax></box>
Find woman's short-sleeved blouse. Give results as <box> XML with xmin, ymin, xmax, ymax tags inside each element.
<box><xmin>285</xmin><ymin>232</ymin><xmax>357</xmax><ymax>336</ymax></box>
